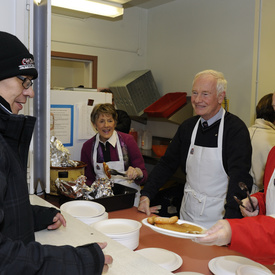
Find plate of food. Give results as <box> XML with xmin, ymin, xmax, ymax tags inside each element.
<box><xmin>142</xmin><ymin>216</ymin><xmax>207</xmax><ymax>239</ymax></box>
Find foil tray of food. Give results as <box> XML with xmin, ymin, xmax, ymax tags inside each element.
<box><xmin>58</xmin><ymin>181</ymin><xmax>137</xmax><ymax>212</ymax></box>
<box><xmin>92</xmin><ymin>183</ymin><xmax>137</xmax><ymax>212</ymax></box>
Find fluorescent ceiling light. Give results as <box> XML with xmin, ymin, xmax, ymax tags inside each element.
<box><xmin>51</xmin><ymin>0</ymin><xmax>124</xmax><ymax>18</ymax></box>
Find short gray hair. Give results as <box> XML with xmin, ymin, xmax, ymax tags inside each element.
<box><xmin>90</xmin><ymin>103</ymin><xmax>117</xmax><ymax>124</ymax></box>
<box><xmin>193</xmin><ymin>69</ymin><xmax>227</xmax><ymax>95</ymax></box>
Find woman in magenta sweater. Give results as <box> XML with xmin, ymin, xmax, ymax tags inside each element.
<box><xmin>81</xmin><ymin>103</ymin><xmax>147</xmax><ymax>206</ymax></box>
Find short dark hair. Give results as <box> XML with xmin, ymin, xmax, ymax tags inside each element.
<box><xmin>256</xmin><ymin>93</ymin><xmax>275</xmax><ymax>123</ymax></box>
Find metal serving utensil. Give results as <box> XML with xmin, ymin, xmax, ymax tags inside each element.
<box><xmin>238</xmin><ymin>182</ymin><xmax>255</xmax><ymax>211</ymax></box>
<box><xmin>233</xmin><ymin>196</ymin><xmax>250</xmax><ymax>212</ymax></box>
<box><xmin>108</xmin><ymin>169</ymin><xmax>127</xmax><ymax>177</ymax></box>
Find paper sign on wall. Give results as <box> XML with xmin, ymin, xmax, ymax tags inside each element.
<box><xmin>50</xmin><ymin>104</ymin><xmax>74</xmax><ymax>146</ymax></box>
<box><xmin>76</xmin><ymin>103</ymin><xmax>96</xmax><ymax>140</ymax></box>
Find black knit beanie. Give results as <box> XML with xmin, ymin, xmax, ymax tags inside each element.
<box><xmin>0</xmin><ymin>31</ymin><xmax>38</xmax><ymax>81</ymax></box>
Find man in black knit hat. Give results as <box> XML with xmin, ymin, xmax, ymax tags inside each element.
<box><xmin>0</xmin><ymin>31</ymin><xmax>112</xmax><ymax>274</ymax></box>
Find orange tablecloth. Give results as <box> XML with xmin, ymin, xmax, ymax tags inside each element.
<box><xmin>109</xmin><ymin>207</ymin><xmax>275</xmax><ymax>274</ymax></box>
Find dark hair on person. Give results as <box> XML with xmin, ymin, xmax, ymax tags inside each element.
<box><xmin>90</xmin><ymin>103</ymin><xmax>118</xmax><ymax>124</ymax></box>
<box><xmin>256</xmin><ymin>93</ymin><xmax>275</xmax><ymax>123</ymax></box>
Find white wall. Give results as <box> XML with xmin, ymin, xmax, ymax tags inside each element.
<box><xmin>257</xmin><ymin>0</ymin><xmax>275</xmax><ymax>100</ymax></box>
<box><xmin>51</xmin><ymin>8</ymin><xmax>148</xmax><ymax>88</ymax></box>
<box><xmin>146</xmin><ymin>0</ymin><xmax>256</xmax><ymax>126</ymax></box>
<box><xmin>0</xmin><ymin>0</ymin><xmax>33</xmax><ymax>50</ymax></box>
<box><xmin>51</xmin><ymin>0</ymin><xmax>275</xmax><ymax>129</ymax></box>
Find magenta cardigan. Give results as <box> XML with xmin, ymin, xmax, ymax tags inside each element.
<box><xmin>81</xmin><ymin>131</ymin><xmax>147</xmax><ymax>186</ymax></box>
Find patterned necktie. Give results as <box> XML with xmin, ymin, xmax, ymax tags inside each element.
<box><xmin>202</xmin><ymin>121</ymin><xmax>208</xmax><ymax>128</ymax></box>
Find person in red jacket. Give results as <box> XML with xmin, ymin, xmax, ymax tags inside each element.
<box><xmin>195</xmin><ymin>145</ymin><xmax>275</xmax><ymax>265</ymax></box>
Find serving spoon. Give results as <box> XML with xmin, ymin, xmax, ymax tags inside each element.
<box><xmin>108</xmin><ymin>169</ymin><xmax>127</xmax><ymax>177</ymax></box>
<box><xmin>238</xmin><ymin>182</ymin><xmax>255</xmax><ymax>211</ymax></box>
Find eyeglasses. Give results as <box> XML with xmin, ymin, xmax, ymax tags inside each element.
<box><xmin>17</xmin><ymin>76</ymin><xmax>33</xmax><ymax>89</ymax></box>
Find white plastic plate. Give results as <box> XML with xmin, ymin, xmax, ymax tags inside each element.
<box><xmin>142</xmin><ymin>218</ymin><xmax>207</xmax><ymax>239</ymax></box>
<box><xmin>208</xmin><ymin>256</ymin><xmax>272</xmax><ymax>275</ymax></box>
<box><xmin>136</xmin><ymin>247</ymin><xmax>183</xmax><ymax>271</ymax></box>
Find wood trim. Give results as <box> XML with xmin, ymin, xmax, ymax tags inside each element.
<box><xmin>51</xmin><ymin>51</ymin><xmax>98</xmax><ymax>88</ymax></box>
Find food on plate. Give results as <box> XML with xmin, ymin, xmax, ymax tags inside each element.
<box><xmin>147</xmin><ymin>216</ymin><xmax>156</xmax><ymax>225</ymax></box>
<box><xmin>147</xmin><ymin>215</ymin><xmax>178</xmax><ymax>225</ymax></box>
<box><xmin>147</xmin><ymin>215</ymin><xmax>204</xmax><ymax>234</ymax></box>
<box><xmin>156</xmin><ymin>223</ymin><xmax>204</xmax><ymax>234</ymax></box>
<box><xmin>103</xmin><ymin>162</ymin><xmax>111</xmax><ymax>179</ymax></box>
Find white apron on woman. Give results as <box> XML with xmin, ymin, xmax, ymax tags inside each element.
<box><xmin>180</xmin><ymin>109</ymin><xmax>229</xmax><ymax>229</ymax></box>
<box><xmin>266</xmin><ymin>169</ymin><xmax>275</xmax><ymax>216</ymax></box>
<box><xmin>93</xmin><ymin>132</ymin><xmax>141</xmax><ymax>207</ymax></box>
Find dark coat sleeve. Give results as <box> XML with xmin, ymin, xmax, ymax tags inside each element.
<box><xmin>222</xmin><ymin>114</ymin><xmax>253</xmax><ymax>219</ymax></box>
<box><xmin>141</xmin><ymin>122</ymin><xmax>189</xmax><ymax>199</ymax></box>
<box><xmin>0</xmin><ymin>235</ymin><xmax>105</xmax><ymax>274</ymax></box>
<box><xmin>32</xmin><ymin>205</ymin><xmax>60</xmax><ymax>231</ymax></box>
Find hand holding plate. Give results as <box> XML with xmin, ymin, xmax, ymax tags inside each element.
<box><xmin>194</xmin><ymin>219</ymin><xmax>232</xmax><ymax>246</ymax></box>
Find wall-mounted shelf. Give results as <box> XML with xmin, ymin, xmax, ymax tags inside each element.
<box><xmin>131</xmin><ymin>96</ymin><xmax>193</xmax><ymax>125</ymax></box>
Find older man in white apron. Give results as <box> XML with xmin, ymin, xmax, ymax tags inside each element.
<box><xmin>182</xmin><ymin>109</ymin><xmax>228</xmax><ymax>229</ymax></box>
<box><xmin>138</xmin><ymin>70</ymin><xmax>253</xmax><ymax>229</ymax></box>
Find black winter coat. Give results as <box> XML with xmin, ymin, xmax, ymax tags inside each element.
<box><xmin>0</xmin><ymin>104</ymin><xmax>104</xmax><ymax>274</ymax></box>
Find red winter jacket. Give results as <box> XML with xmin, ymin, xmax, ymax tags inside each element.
<box><xmin>227</xmin><ymin>146</ymin><xmax>275</xmax><ymax>265</ymax></box>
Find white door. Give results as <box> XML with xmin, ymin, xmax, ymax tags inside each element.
<box><xmin>0</xmin><ymin>0</ymin><xmax>36</xmax><ymax>193</ymax></box>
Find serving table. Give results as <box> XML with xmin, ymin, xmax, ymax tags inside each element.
<box><xmin>31</xmin><ymin>195</ymin><xmax>275</xmax><ymax>274</ymax></box>
<box><xmin>31</xmin><ymin>195</ymin><xmax>172</xmax><ymax>275</ymax></box>
<box><xmin>108</xmin><ymin>207</ymin><xmax>275</xmax><ymax>274</ymax></box>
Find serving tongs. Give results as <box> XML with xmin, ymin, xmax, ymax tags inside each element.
<box><xmin>234</xmin><ymin>196</ymin><xmax>250</xmax><ymax>211</ymax></box>
<box><xmin>238</xmin><ymin>182</ymin><xmax>255</xmax><ymax>212</ymax></box>
<box><xmin>108</xmin><ymin>169</ymin><xmax>127</xmax><ymax>177</ymax></box>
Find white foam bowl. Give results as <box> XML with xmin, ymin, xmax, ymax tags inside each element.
<box><xmin>60</xmin><ymin>200</ymin><xmax>106</xmax><ymax>218</ymax></box>
<box><xmin>78</xmin><ymin>212</ymin><xmax>108</xmax><ymax>225</ymax></box>
<box><xmin>92</xmin><ymin>218</ymin><xmax>142</xmax><ymax>250</ymax></box>
<box><xmin>60</xmin><ymin>200</ymin><xmax>108</xmax><ymax>225</ymax></box>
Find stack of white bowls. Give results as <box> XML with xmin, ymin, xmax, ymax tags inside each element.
<box><xmin>92</xmin><ymin>218</ymin><xmax>142</xmax><ymax>250</ymax></box>
<box><xmin>60</xmin><ymin>200</ymin><xmax>108</xmax><ymax>225</ymax></box>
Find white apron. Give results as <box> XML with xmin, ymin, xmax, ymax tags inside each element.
<box><xmin>93</xmin><ymin>132</ymin><xmax>141</xmax><ymax>207</ymax></box>
<box><xmin>181</xmin><ymin>109</ymin><xmax>228</xmax><ymax>229</ymax></box>
<box><xmin>266</xmin><ymin>169</ymin><xmax>275</xmax><ymax>216</ymax></box>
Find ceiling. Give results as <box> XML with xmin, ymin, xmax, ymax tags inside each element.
<box><xmin>107</xmin><ymin>0</ymin><xmax>175</xmax><ymax>9</ymax></box>
<box><xmin>51</xmin><ymin>0</ymin><xmax>175</xmax><ymax>19</ymax></box>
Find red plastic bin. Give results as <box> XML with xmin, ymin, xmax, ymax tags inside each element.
<box><xmin>144</xmin><ymin>92</ymin><xmax>187</xmax><ymax>118</ymax></box>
